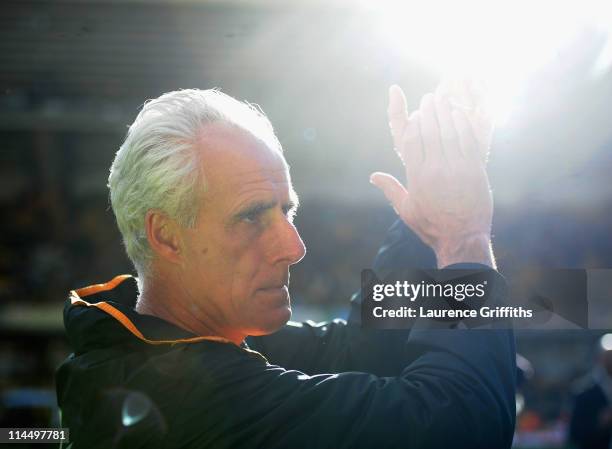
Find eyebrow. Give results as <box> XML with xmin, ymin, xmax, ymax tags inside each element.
<box><xmin>231</xmin><ymin>198</ymin><xmax>298</xmax><ymax>223</ymax></box>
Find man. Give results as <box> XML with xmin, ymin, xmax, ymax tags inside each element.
<box><xmin>56</xmin><ymin>83</ymin><xmax>516</xmax><ymax>448</ymax></box>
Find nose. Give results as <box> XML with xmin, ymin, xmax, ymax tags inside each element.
<box><xmin>272</xmin><ymin>219</ymin><xmax>306</xmax><ymax>266</ymax></box>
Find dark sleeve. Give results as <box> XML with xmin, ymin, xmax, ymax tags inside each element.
<box><xmin>183</xmin><ymin>323</ymin><xmax>516</xmax><ymax>449</ymax></box>
<box><xmin>247</xmin><ymin>220</ymin><xmax>435</xmax><ymax>375</ymax></box>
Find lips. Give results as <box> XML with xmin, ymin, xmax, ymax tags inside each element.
<box><xmin>258</xmin><ymin>276</ymin><xmax>289</xmax><ymax>291</ymax></box>
<box><xmin>258</xmin><ymin>284</ymin><xmax>288</xmax><ymax>293</ymax></box>
<box><xmin>256</xmin><ymin>284</ymin><xmax>290</xmax><ymax>303</ymax></box>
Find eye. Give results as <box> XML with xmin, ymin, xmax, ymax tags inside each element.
<box><xmin>242</xmin><ymin>211</ymin><xmax>261</xmax><ymax>224</ymax></box>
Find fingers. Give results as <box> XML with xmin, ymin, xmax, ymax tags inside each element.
<box><xmin>401</xmin><ymin>110</ymin><xmax>424</xmax><ymax>172</ymax></box>
<box><xmin>419</xmin><ymin>93</ymin><xmax>444</xmax><ymax>162</ymax></box>
<box><xmin>472</xmin><ymin>109</ymin><xmax>493</xmax><ymax>162</ymax></box>
<box><xmin>386</xmin><ymin>81</ymin><xmax>491</xmax><ymax>172</ymax></box>
<box><xmin>387</xmin><ymin>85</ymin><xmax>409</xmax><ymax>153</ymax></box>
<box><xmin>468</xmin><ymin>79</ymin><xmax>488</xmax><ymax>116</ymax></box>
<box><xmin>370</xmin><ymin>172</ymin><xmax>409</xmax><ymax>216</ymax></box>
<box><xmin>452</xmin><ymin>108</ymin><xmax>481</xmax><ymax>163</ymax></box>
<box><xmin>439</xmin><ymin>78</ymin><xmax>493</xmax><ymax>163</ymax></box>
<box><xmin>434</xmin><ymin>92</ymin><xmax>461</xmax><ymax>160</ymax></box>
<box><xmin>469</xmin><ymin>83</ymin><xmax>494</xmax><ymax>161</ymax></box>
<box><xmin>440</xmin><ymin>78</ymin><xmax>474</xmax><ymax>110</ymax></box>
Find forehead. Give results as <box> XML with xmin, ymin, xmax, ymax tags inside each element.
<box><xmin>197</xmin><ymin>122</ymin><xmax>291</xmax><ymax>201</ymax></box>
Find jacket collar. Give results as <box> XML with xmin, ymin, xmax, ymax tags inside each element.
<box><xmin>65</xmin><ymin>275</ymin><xmax>245</xmax><ymax>353</ymax></box>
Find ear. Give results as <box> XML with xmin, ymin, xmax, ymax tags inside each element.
<box><xmin>144</xmin><ymin>209</ymin><xmax>183</xmax><ymax>265</ymax></box>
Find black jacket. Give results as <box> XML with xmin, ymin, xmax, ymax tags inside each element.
<box><xmin>56</xmin><ymin>221</ymin><xmax>516</xmax><ymax>448</ymax></box>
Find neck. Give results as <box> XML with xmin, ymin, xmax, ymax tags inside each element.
<box><xmin>135</xmin><ymin>271</ymin><xmax>245</xmax><ymax>346</ymax></box>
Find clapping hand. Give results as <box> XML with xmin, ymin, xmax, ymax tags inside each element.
<box><xmin>371</xmin><ymin>80</ymin><xmax>496</xmax><ymax>268</ymax></box>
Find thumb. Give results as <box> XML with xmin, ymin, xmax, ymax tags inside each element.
<box><xmin>370</xmin><ymin>172</ymin><xmax>409</xmax><ymax>214</ymax></box>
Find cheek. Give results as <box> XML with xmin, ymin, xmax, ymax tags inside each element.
<box><xmin>187</xmin><ymin>226</ymin><xmax>267</xmax><ymax>297</ymax></box>
<box><xmin>231</xmin><ymin>247</ymin><xmax>265</xmax><ymax>291</ymax></box>
<box><xmin>182</xmin><ymin>232</ymin><xmax>226</xmax><ymax>286</ymax></box>
<box><xmin>184</xmin><ymin>239</ymin><xmax>210</xmax><ymax>271</ymax></box>
<box><xmin>193</xmin><ymin>231</ymin><xmax>251</xmax><ymax>278</ymax></box>
<box><xmin>227</xmin><ymin>237</ymin><xmax>269</xmax><ymax>295</ymax></box>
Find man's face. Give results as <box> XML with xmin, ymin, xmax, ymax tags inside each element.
<box><xmin>178</xmin><ymin>123</ymin><xmax>306</xmax><ymax>342</ymax></box>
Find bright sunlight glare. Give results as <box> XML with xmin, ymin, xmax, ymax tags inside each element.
<box><xmin>366</xmin><ymin>0</ymin><xmax>611</xmax><ymax>125</ymax></box>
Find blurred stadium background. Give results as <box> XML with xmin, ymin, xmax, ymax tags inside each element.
<box><xmin>0</xmin><ymin>0</ymin><xmax>611</xmax><ymax>447</ymax></box>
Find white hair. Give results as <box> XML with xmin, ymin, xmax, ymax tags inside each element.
<box><xmin>108</xmin><ymin>89</ymin><xmax>282</xmax><ymax>276</ymax></box>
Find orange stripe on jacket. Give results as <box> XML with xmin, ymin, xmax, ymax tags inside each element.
<box><xmin>74</xmin><ymin>274</ymin><xmax>133</xmax><ymax>298</ymax></box>
<box><xmin>69</xmin><ymin>275</ymin><xmax>235</xmax><ymax>347</ymax></box>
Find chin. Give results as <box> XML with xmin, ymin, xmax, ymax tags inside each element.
<box><xmin>249</xmin><ymin>305</ymin><xmax>292</xmax><ymax>336</ymax></box>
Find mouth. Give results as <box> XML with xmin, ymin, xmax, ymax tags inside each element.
<box><xmin>256</xmin><ymin>284</ymin><xmax>290</xmax><ymax>302</ymax></box>
<box><xmin>258</xmin><ymin>284</ymin><xmax>288</xmax><ymax>293</ymax></box>
<box><xmin>258</xmin><ymin>275</ymin><xmax>289</xmax><ymax>292</ymax></box>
